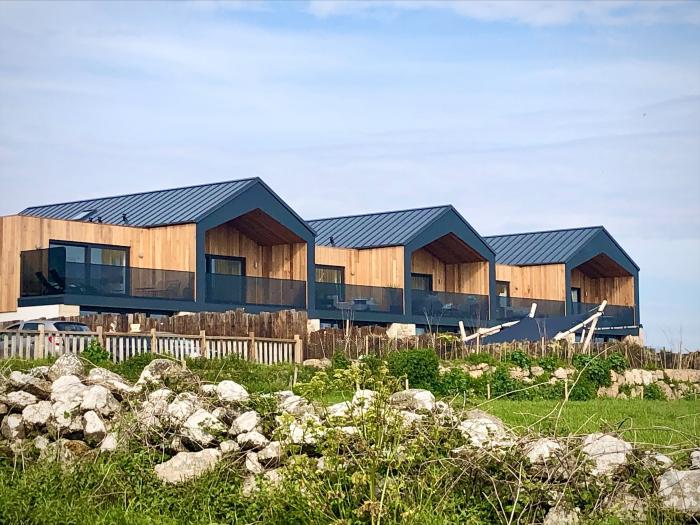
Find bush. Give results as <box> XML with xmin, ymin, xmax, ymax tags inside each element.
<box><xmin>535</xmin><ymin>356</ymin><xmax>560</xmax><ymax>373</ymax></box>
<box><xmin>436</xmin><ymin>368</ymin><xmax>487</xmax><ymax>397</ymax></box>
<box><xmin>82</xmin><ymin>339</ymin><xmax>110</xmax><ymax>366</ymax></box>
<box><xmin>331</xmin><ymin>351</ymin><xmax>351</xmax><ymax>370</ymax></box>
<box><xmin>507</xmin><ymin>350</ymin><xmax>531</xmax><ymax>369</ymax></box>
<box><xmin>644</xmin><ymin>383</ymin><xmax>667</xmax><ymax>401</ymax></box>
<box><xmin>606</xmin><ymin>352</ymin><xmax>628</xmax><ymax>373</ymax></box>
<box><xmin>387</xmin><ymin>348</ymin><xmax>439</xmax><ymax>390</ymax></box>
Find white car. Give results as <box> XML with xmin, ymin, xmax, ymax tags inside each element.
<box><xmin>0</xmin><ymin>319</ymin><xmax>91</xmax><ymax>357</ymax></box>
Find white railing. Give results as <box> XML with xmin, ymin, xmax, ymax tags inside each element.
<box><xmin>0</xmin><ymin>328</ymin><xmax>303</xmax><ymax>364</ymax></box>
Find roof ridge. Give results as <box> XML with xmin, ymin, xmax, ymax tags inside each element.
<box><xmin>484</xmin><ymin>225</ymin><xmax>604</xmax><ymax>239</ymax></box>
<box><xmin>308</xmin><ymin>204</ymin><xmax>452</xmax><ymax>223</ymax></box>
<box><xmin>20</xmin><ymin>177</ymin><xmax>259</xmax><ymax>212</ymax></box>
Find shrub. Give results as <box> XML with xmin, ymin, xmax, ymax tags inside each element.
<box><xmin>436</xmin><ymin>368</ymin><xmax>487</xmax><ymax>397</ymax></box>
<box><xmin>569</xmin><ymin>377</ymin><xmax>598</xmax><ymax>401</ymax></box>
<box><xmin>331</xmin><ymin>351</ymin><xmax>351</xmax><ymax>370</ymax></box>
<box><xmin>644</xmin><ymin>383</ymin><xmax>667</xmax><ymax>401</ymax></box>
<box><xmin>535</xmin><ymin>356</ymin><xmax>560</xmax><ymax>373</ymax></box>
<box><xmin>359</xmin><ymin>353</ymin><xmax>382</xmax><ymax>375</ymax></box>
<box><xmin>82</xmin><ymin>339</ymin><xmax>110</xmax><ymax>366</ymax></box>
<box><xmin>507</xmin><ymin>350</ymin><xmax>531</xmax><ymax>369</ymax></box>
<box><xmin>461</xmin><ymin>353</ymin><xmax>498</xmax><ymax>366</ymax></box>
<box><xmin>606</xmin><ymin>352</ymin><xmax>628</xmax><ymax>373</ymax></box>
<box><xmin>387</xmin><ymin>348</ymin><xmax>439</xmax><ymax>389</ymax></box>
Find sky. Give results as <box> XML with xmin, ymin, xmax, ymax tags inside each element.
<box><xmin>0</xmin><ymin>1</ymin><xmax>699</xmax><ymax>349</ymax></box>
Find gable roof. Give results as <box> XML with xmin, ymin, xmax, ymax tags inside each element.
<box><xmin>19</xmin><ymin>178</ymin><xmax>258</xmax><ymax>228</ymax></box>
<box><xmin>485</xmin><ymin>226</ymin><xmax>639</xmax><ymax>270</ymax></box>
<box><xmin>308</xmin><ymin>206</ymin><xmax>453</xmax><ymax>248</ymax></box>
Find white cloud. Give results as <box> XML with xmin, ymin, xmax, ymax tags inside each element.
<box><xmin>307</xmin><ymin>0</ymin><xmax>700</xmax><ymax>26</ymax></box>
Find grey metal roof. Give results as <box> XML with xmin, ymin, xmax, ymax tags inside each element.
<box><xmin>485</xmin><ymin>227</ymin><xmax>603</xmax><ymax>265</ymax></box>
<box><xmin>309</xmin><ymin>206</ymin><xmax>452</xmax><ymax>248</ymax></box>
<box><xmin>19</xmin><ymin>178</ymin><xmax>258</xmax><ymax>227</ymax></box>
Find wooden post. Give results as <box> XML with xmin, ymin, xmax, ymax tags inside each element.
<box><xmin>564</xmin><ymin>378</ymin><xmax>569</xmax><ymax>401</ymax></box>
<box><xmin>96</xmin><ymin>326</ymin><xmax>104</xmax><ymax>349</ymax></box>
<box><xmin>405</xmin><ymin>378</ymin><xmax>409</xmax><ymax>391</ymax></box>
<box><xmin>294</xmin><ymin>334</ymin><xmax>303</xmax><ymax>363</ymax></box>
<box><xmin>487</xmin><ymin>383</ymin><xmax>491</xmax><ymax>400</ymax></box>
<box><xmin>200</xmin><ymin>330</ymin><xmax>207</xmax><ymax>359</ymax></box>
<box><xmin>248</xmin><ymin>331</ymin><xmax>256</xmax><ymax>362</ymax></box>
<box><xmin>36</xmin><ymin>325</ymin><xmax>45</xmax><ymax>360</ymax></box>
<box><xmin>150</xmin><ymin>328</ymin><xmax>157</xmax><ymax>354</ymax></box>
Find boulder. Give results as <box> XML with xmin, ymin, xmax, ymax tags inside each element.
<box><xmin>100</xmin><ymin>433</ymin><xmax>119</xmax><ymax>452</ymax></box>
<box><xmin>167</xmin><ymin>392</ymin><xmax>203</xmax><ymax>424</ymax></box>
<box><xmin>87</xmin><ymin>367</ymin><xmax>138</xmax><ymax>397</ymax></box>
<box><xmin>664</xmin><ymin>369</ymin><xmax>700</xmax><ymax>383</ymax></box>
<box><xmin>181</xmin><ymin>409</ymin><xmax>225</xmax><ymax>448</ymax></box>
<box><xmin>33</xmin><ymin>435</ymin><xmax>50</xmax><ymax>451</ymax></box>
<box><xmin>28</xmin><ymin>365</ymin><xmax>50</xmax><ymax>379</ymax></box>
<box><xmin>623</xmin><ymin>369</ymin><xmax>654</xmax><ymax>386</ymax></box>
<box><xmin>9</xmin><ymin>371</ymin><xmax>52</xmax><ymax>399</ymax></box>
<box><xmin>581</xmin><ymin>433</ymin><xmax>632</xmax><ymax>476</ymax></box>
<box><xmin>302</xmin><ymin>358</ymin><xmax>331</xmax><ymax>369</ymax></box>
<box><xmin>658</xmin><ymin>469</ymin><xmax>700</xmax><ymax>515</ymax></box>
<box><xmin>286</xmin><ymin>421</ymin><xmax>318</xmax><ymax>445</ymax></box>
<box><xmin>553</xmin><ymin>368</ymin><xmax>575</xmax><ymax>380</ymax></box>
<box><xmin>200</xmin><ymin>384</ymin><xmax>217</xmax><ymax>395</ymax></box>
<box><xmin>219</xmin><ymin>440</ymin><xmax>241</xmax><ymax>455</ymax></box>
<box><xmin>50</xmin><ymin>375</ymin><xmax>87</xmax><ymax>406</ymax></box>
<box><xmin>523</xmin><ymin>438</ymin><xmax>563</xmax><ymax>465</ymax></box>
<box><xmin>691</xmin><ymin>450</ymin><xmax>700</xmax><ymax>470</ymax></box>
<box><xmin>215</xmin><ymin>380</ymin><xmax>249</xmax><ymax>403</ymax></box>
<box><xmin>398</xmin><ymin>410</ymin><xmax>425</xmax><ymax>428</ymax></box>
<box><xmin>530</xmin><ymin>366</ymin><xmax>545</xmax><ymax>377</ymax></box>
<box><xmin>245</xmin><ymin>451</ymin><xmax>265</xmax><ymax>474</ymax></box>
<box><xmin>1</xmin><ymin>413</ymin><xmax>25</xmax><ymax>440</ymax></box>
<box><xmin>279</xmin><ymin>395</ymin><xmax>315</xmax><ymax>417</ymax></box>
<box><xmin>40</xmin><ymin>439</ymin><xmax>90</xmax><ymax>463</ymax></box>
<box><xmin>458</xmin><ymin>410</ymin><xmax>511</xmax><ymax>448</ymax></box>
<box><xmin>154</xmin><ymin>449</ymin><xmax>222</xmax><ymax>484</ymax></box>
<box><xmin>4</xmin><ymin>390</ymin><xmax>39</xmax><ymax>410</ymax></box>
<box><xmin>48</xmin><ymin>353</ymin><xmax>84</xmax><ymax>381</ymax></box>
<box><xmin>257</xmin><ymin>441</ymin><xmax>282</xmax><ymax>466</ymax></box>
<box><xmin>388</xmin><ymin>389</ymin><xmax>435</xmax><ymax>412</ymax></box>
<box><xmin>137</xmin><ymin>359</ymin><xmax>188</xmax><ymax>385</ymax></box>
<box><xmin>655</xmin><ymin>381</ymin><xmax>676</xmax><ymax>400</ymax></box>
<box><xmin>543</xmin><ymin>506</ymin><xmax>579</xmax><ymax>525</ymax></box>
<box><xmin>237</xmin><ymin>430</ymin><xmax>269</xmax><ymax>450</ymax></box>
<box><xmin>81</xmin><ymin>385</ymin><xmax>121</xmax><ymax>417</ymax></box>
<box><xmin>21</xmin><ymin>400</ymin><xmax>53</xmax><ymax>429</ymax></box>
<box><xmin>352</xmin><ymin>389</ymin><xmax>376</xmax><ymax>411</ymax></box>
<box><xmin>148</xmin><ymin>388</ymin><xmax>174</xmax><ymax>403</ymax></box>
<box><xmin>82</xmin><ymin>410</ymin><xmax>107</xmax><ymax>446</ymax></box>
<box><xmin>229</xmin><ymin>410</ymin><xmax>260</xmax><ymax>436</ymax></box>
<box><xmin>607</xmin><ymin>491</ymin><xmax>647</xmax><ymax>522</ymax></box>
<box><xmin>326</xmin><ymin>401</ymin><xmax>351</xmax><ymax>418</ymax></box>
<box><xmin>597</xmin><ymin>383</ymin><xmax>619</xmax><ymax>398</ymax></box>
<box><xmin>47</xmin><ymin>401</ymin><xmax>83</xmax><ymax>435</ymax></box>
<box><xmin>136</xmin><ymin>399</ymin><xmax>169</xmax><ymax>431</ymax></box>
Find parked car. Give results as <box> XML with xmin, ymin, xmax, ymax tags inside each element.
<box><xmin>0</xmin><ymin>319</ymin><xmax>91</xmax><ymax>357</ymax></box>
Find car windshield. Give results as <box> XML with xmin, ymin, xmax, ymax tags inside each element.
<box><xmin>53</xmin><ymin>322</ymin><xmax>91</xmax><ymax>332</ymax></box>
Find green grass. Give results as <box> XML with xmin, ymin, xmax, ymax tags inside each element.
<box><xmin>479</xmin><ymin>398</ymin><xmax>700</xmax><ymax>449</ymax></box>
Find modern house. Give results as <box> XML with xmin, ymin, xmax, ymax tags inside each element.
<box><xmin>308</xmin><ymin>206</ymin><xmax>495</xmax><ymax>329</ymax></box>
<box><xmin>0</xmin><ymin>178</ymin><xmax>315</xmax><ymax>319</ymax></box>
<box><xmin>485</xmin><ymin>227</ymin><xmax>640</xmax><ymax>338</ymax></box>
<box><xmin>0</xmin><ymin>178</ymin><xmax>641</xmax><ymax>339</ymax></box>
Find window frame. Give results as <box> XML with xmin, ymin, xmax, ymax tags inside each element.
<box><xmin>315</xmin><ymin>264</ymin><xmax>345</xmax><ymax>284</ymax></box>
<box><xmin>205</xmin><ymin>254</ymin><xmax>246</xmax><ymax>276</ymax></box>
<box><xmin>571</xmin><ymin>287</ymin><xmax>582</xmax><ymax>303</ymax></box>
<box><xmin>411</xmin><ymin>272</ymin><xmax>434</xmax><ymax>292</ymax></box>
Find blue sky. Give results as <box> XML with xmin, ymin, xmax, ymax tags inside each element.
<box><xmin>0</xmin><ymin>1</ymin><xmax>698</xmax><ymax>349</ymax></box>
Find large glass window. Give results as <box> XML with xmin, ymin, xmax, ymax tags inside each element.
<box><xmin>206</xmin><ymin>255</ymin><xmax>245</xmax><ymax>275</ymax></box>
<box><xmin>411</xmin><ymin>273</ymin><xmax>433</xmax><ymax>292</ymax></box>
<box><xmin>49</xmin><ymin>241</ymin><xmax>128</xmax><ymax>295</ymax></box>
<box><xmin>205</xmin><ymin>255</ymin><xmax>246</xmax><ymax>304</ymax></box>
<box><xmin>496</xmin><ymin>281</ymin><xmax>510</xmax><ymax>297</ymax></box>
<box><xmin>315</xmin><ymin>265</ymin><xmax>344</xmax><ymax>284</ymax></box>
<box><xmin>571</xmin><ymin>287</ymin><xmax>582</xmax><ymax>303</ymax></box>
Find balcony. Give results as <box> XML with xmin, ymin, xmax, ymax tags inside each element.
<box><xmin>206</xmin><ymin>273</ymin><xmax>306</xmax><ymax>309</ymax></box>
<box><xmin>20</xmin><ymin>248</ymin><xmax>194</xmax><ymax>302</ymax></box>
<box><xmin>495</xmin><ymin>296</ymin><xmax>566</xmax><ymax>321</ymax></box>
<box><xmin>570</xmin><ymin>302</ymin><xmax>635</xmax><ymax>328</ymax></box>
<box><xmin>315</xmin><ymin>282</ymin><xmax>403</xmax><ymax>314</ymax></box>
<box><xmin>412</xmin><ymin>290</ymin><xmax>489</xmax><ymax>321</ymax></box>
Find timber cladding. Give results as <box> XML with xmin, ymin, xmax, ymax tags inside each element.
<box><xmin>0</xmin><ymin>215</ymin><xmax>196</xmax><ymax>312</ymax></box>
<box><xmin>315</xmin><ymin>246</ymin><xmax>403</xmax><ymax>288</ymax></box>
<box><xmin>570</xmin><ymin>269</ymin><xmax>634</xmax><ymax>306</ymax></box>
<box><xmin>495</xmin><ymin>263</ymin><xmax>567</xmax><ymax>301</ymax></box>
<box><xmin>410</xmin><ymin>248</ymin><xmax>489</xmax><ymax>295</ymax></box>
<box><xmin>204</xmin><ymin>221</ymin><xmax>307</xmax><ymax>281</ymax></box>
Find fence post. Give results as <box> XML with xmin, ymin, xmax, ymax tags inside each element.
<box><xmin>200</xmin><ymin>330</ymin><xmax>207</xmax><ymax>359</ymax></box>
<box><xmin>293</xmin><ymin>334</ymin><xmax>303</xmax><ymax>364</ymax></box>
<box><xmin>248</xmin><ymin>331</ymin><xmax>256</xmax><ymax>362</ymax></box>
<box><xmin>150</xmin><ymin>328</ymin><xmax>157</xmax><ymax>354</ymax></box>
<box><xmin>36</xmin><ymin>325</ymin><xmax>45</xmax><ymax>360</ymax></box>
<box><xmin>96</xmin><ymin>326</ymin><xmax>104</xmax><ymax>349</ymax></box>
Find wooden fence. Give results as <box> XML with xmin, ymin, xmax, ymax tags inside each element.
<box><xmin>305</xmin><ymin>328</ymin><xmax>700</xmax><ymax>370</ymax></box>
<box><xmin>0</xmin><ymin>328</ymin><xmax>303</xmax><ymax>365</ymax></box>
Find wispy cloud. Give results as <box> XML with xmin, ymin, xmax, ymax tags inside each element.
<box><xmin>307</xmin><ymin>0</ymin><xmax>700</xmax><ymax>27</ymax></box>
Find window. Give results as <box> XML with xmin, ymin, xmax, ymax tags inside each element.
<box><xmin>70</xmin><ymin>210</ymin><xmax>96</xmax><ymax>221</ymax></box>
<box><xmin>315</xmin><ymin>265</ymin><xmax>344</xmax><ymax>284</ymax></box>
<box><xmin>206</xmin><ymin>255</ymin><xmax>245</xmax><ymax>275</ymax></box>
<box><xmin>496</xmin><ymin>281</ymin><xmax>510</xmax><ymax>297</ymax></box>
<box><xmin>22</xmin><ymin>322</ymin><xmax>42</xmax><ymax>331</ymax></box>
<box><xmin>411</xmin><ymin>273</ymin><xmax>433</xmax><ymax>292</ymax></box>
<box><xmin>53</xmin><ymin>322</ymin><xmax>90</xmax><ymax>332</ymax></box>
<box><xmin>571</xmin><ymin>287</ymin><xmax>582</xmax><ymax>303</ymax></box>
<box><xmin>48</xmin><ymin>241</ymin><xmax>129</xmax><ymax>295</ymax></box>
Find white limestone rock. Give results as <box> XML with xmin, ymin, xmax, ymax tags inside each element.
<box><xmin>215</xmin><ymin>380</ymin><xmax>249</xmax><ymax>403</ymax></box>
<box><xmin>388</xmin><ymin>389</ymin><xmax>435</xmax><ymax>412</ymax></box>
<box><xmin>543</xmin><ymin>506</ymin><xmax>579</xmax><ymax>525</ymax></box>
<box><xmin>100</xmin><ymin>433</ymin><xmax>119</xmax><ymax>452</ymax></box>
<box><xmin>658</xmin><ymin>469</ymin><xmax>700</xmax><ymax>515</ymax></box>
<box><xmin>279</xmin><ymin>395</ymin><xmax>315</xmax><ymax>417</ymax></box>
<box><xmin>83</xmin><ymin>410</ymin><xmax>107</xmax><ymax>446</ymax></box>
<box><xmin>219</xmin><ymin>440</ymin><xmax>241</xmax><ymax>455</ymax></box>
<box><xmin>581</xmin><ymin>433</ymin><xmax>632</xmax><ymax>476</ymax></box>
<box><xmin>48</xmin><ymin>353</ymin><xmax>84</xmax><ymax>381</ymax></box>
<box><xmin>81</xmin><ymin>385</ymin><xmax>121</xmax><ymax>417</ymax></box>
<box><xmin>50</xmin><ymin>375</ymin><xmax>87</xmax><ymax>406</ymax></box>
<box><xmin>1</xmin><ymin>413</ymin><xmax>25</xmax><ymax>440</ymax></box>
<box><xmin>167</xmin><ymin>392</ymin><xmax>203</xmax><ymax>425</ymax></box>
<box><xmin>237</xmin><ymin>430</ymin><xmax>269</xmax><ymax>450</ymax></box>
<box><xmin>229</xmin><ymin>410</ymin><xmax>260</xmax><ymax>436</ymax></box>
<box><xmin>245</xmin><ymin>451</ymin><xmax>265</xmax><ymax>474</ymax></box>
<box><xmin>154</xmin><ymin>449</ymin><xmax>222</xmax><ymax>484</ymax></box>
<box><xmin>136</xmin><ymin>399</ymin><xmax>169</xmax><ymax>431</ymax></box>
<box><xmin>524</xmin><ymin>438</ymin><xmax>564</xmax><ymax>465</ymax></box>
<box><xmin>87</xmin><ymin>367</ymin><xmax>138</xmax><ymax>397</ymax></box>
<box><xmin>181</xmin><ymin>409</ymin><xmax>226</xmax><ymax>448</ymax></box>
<box><xmin>302</xmin><ymin>358</ymin><xmax>331</xmax><ymax>369</ymax></box>
<box><xmin>326</xmin><ymin>401</ymin><xmax>351</xmax><ymax>418</ymax></box>
<box><xmin>5</xmin><ymin>390</ymin><xmax>39</xmax><ymax>410</ymax></box>
<box><xmin>21</xmin><ymin>400</ymin><xmax>53</xmax><ymax>429</ymax></box>
<box><xmin>458</xmin><ymin>409</ymin><xmax>511</xmax><ymax>448</ymax></box>
<box><xmin>9</xmin><ymin>370</ymin><xmax>52</xmax><ymax>399</ymax></box>
<box><xmin>40</xmin><ymin>439</ymin><xmax>90</xmax><ymax>463</ymax></box>
<box><xmin>136</xmin><ymin>359</ymin><xmax>187</xmax><ymax>386</ymax></box>
<box><xmin>690</xmin><ymin>450</ymin><xmax>700</xmax><ymax>470</ymax></box>
<box><xmin>257</xmin><ymin>441</ymin><xmax>283</xmax><ymax>466</ymax></box>
<box><xmin>148</xmin><ymin>388</ymin><xmax>174</xmax><ymax>403</ymax></box>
